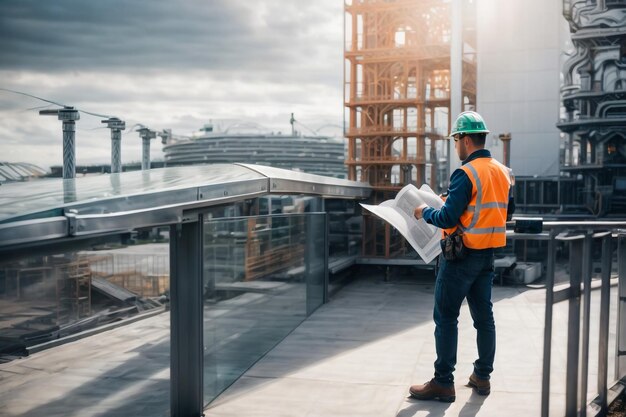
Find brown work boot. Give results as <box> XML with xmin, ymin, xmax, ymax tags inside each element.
<box><xmin>409</xmin><ymin>379</ymin><xmax>455</xmax><ymax>402</ymax></box>
<box><xmin>467</xmin><ymin>372</ymin><xmax>490</xmax><ymax>395</ymax></box>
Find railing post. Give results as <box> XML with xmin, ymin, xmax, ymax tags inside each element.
<box><xmin>580</xmin><ymin>231</ymin><xmax>593</xmax><ymax>417</ymax></box>
<box><xmin>617</xmin><ymin>233</ymin><xmax>626</xmax><ymax>380</ymax></box>
<box><xmin>542</xmin><ymin>230</ymin><xmax>557</xmax><ymax>417</ymax></box>
<box><xmin>597</xmin><ymin>233</ymin><xmax>612</xmax><ymax>415</ymax></box>
<box><xmin>567</xmin><ymin>236</ymin><xmax>584</xmax><ymax>417</ymax></box>
<box><xmin>170</xmin><ymin>216</ymin><xmax>204</xmax><ymax>417</ymax></box>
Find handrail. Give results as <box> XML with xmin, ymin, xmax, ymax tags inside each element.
<box><xmin>0</xmin><ymin>164</ymin><xmax>372</xmax><ymax>252</ymax></box>
<box><xmin>508</xmin><ymin>222</ymin><xmax>626</xmax><ymax>416</ymax></box>
<box><xmin>516</xmin><ymin>220</ymin><xmax>626</xmax><ymax>229</ymax></box>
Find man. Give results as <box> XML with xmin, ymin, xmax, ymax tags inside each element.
<box><xmin>409</xmin><ymin>111</ymin><xmax>512</xmax><ymax>402</ymax></box>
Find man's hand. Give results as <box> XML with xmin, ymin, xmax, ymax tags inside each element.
<box><xmin>414</xmin><ymin>203</ymin><xmax>429</xmax><ymax>220</ymax></box>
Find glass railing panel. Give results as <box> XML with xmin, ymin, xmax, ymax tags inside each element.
<box><xmin>0</xmin><ymin>231</ymin><xmax>170</xmax><ymax>416</ymax></box>
<box><xmin>305</xmin><ymin>213</ymin><xmax>326</xmax><ymax>315</ymax></box>
<box><xmin>202</xmin><ymin>213</ymin><xmax>326</xmax><ymax>406</ymax></box>
<box><xmin>326</xmin><ymin>199</ymin><xmax>362</xmax><ymax>260</ymax></box>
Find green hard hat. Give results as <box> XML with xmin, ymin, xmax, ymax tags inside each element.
<box><xmin>449</xmin><ymin>111</ymin><xmax>490</xmax><ymax>137</ymax></box>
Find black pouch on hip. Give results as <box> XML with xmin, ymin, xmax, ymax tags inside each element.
<box><xmin>440</xmin><ymin>229</ymin><xmax>468</xmax><ymax>261</ymax></box>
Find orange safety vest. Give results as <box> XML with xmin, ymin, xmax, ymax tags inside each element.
<box><xmin>442</xmin><ymin>157</ymin><xmax>511</xmax><ymax>249</ymax></box>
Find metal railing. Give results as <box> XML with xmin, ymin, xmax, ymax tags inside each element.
<box><xmin>511</xmin><ymin>221</ymin><xmax>626</xmax><ymax>417</ymax></box>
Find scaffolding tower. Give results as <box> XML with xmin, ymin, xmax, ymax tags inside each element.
<box><xmin>344</xmin><ymin>0</ymin><xmax>477</xmax><ymax>257</ymax></box>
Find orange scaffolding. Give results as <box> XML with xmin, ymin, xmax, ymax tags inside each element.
<box><xmin>344</xmin><ymin>0</ymin><xmax>477</xmax><ymax>257</ymax></box>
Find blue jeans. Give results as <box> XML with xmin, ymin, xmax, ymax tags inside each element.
<box><xmin>433</xmin><ymin>248</ymin><xmax>496</xmax><ymax>386</ymax></box>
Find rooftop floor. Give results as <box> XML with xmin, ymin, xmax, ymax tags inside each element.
<box><xmin>0</xmin><ymin>272</ymin><xmax>617</xmax><ymax>417</ymax></box>
<box><xmin>206</xmin><ymin>273</ymin><xmax>616</xmax><ymax>417</ymax></box>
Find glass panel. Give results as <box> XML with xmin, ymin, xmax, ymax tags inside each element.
<box><xmin>0</xmin><ymin>232</ymin><xmax>170</xmax><ymax>416</ymax></box>
<box><xmin>202</xmin><ymin>213</ymin><xmax>326</xmax><ymax>406</ymax></box>
<box><xmin>306</xmin><ymin>214</ymin><xmax>326</xmax><ymax>315</ymax></box>
<box><xmin>326</xmin><ymin>199</ymin><xmax>362</xmax><ymax>260</ymax></box>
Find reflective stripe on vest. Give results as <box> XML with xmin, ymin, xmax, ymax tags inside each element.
<box><xmin>464</xmin><ymin>226</ymin><xmax>507</xmax><ymax>235</ymax></box>
<box><xmin>467</xmin><ymin>202</ymin><xmax>508</xmax><ymax>212</ymax></box>
<box><xmin>442</xmin><ymin>157</ymin><xmax>510</xmax><ymax>249</ymax></box>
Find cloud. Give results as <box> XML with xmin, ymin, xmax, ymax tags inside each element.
<box><xmin>0</xmin><ymin>0</ymin><xmax>345</xmax><ymax>170</ymax></box>
<box><xmin>0</xmin><ymin>0</ymin><xmax>342</xmax><ymax>76</ymax></box>
<box><xmin>1</xmin><ymin>1</ymin><xmax>246</xmax><ymax>71</ymax></box>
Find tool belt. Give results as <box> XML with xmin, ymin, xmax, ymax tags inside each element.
<box><xmin>440</xmin><ymin>229</ymin><xmax>468</xmax><ymax>262</ymax></box>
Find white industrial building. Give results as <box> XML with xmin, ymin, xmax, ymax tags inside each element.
<box><xmin>477</xmin><ymin>0</ymin><xmax>569</xmax><ymax>177</ymax></box>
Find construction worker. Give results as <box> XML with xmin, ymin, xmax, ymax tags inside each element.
<box><xmin>410</xmin><ymin>111</ymin><xmax>513</xmax><ymax>402</ymax></box>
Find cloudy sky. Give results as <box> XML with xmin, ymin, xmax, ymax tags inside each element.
<box><xmin>0</xmin><ymin>0</ymin><xmax>345</xmax><ymax>170</ymax></box>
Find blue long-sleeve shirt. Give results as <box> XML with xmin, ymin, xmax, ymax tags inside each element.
<box><xmin>422</xmin><ymin>149</ymin><xmax>490</xmax><ymax>229</ymax></box>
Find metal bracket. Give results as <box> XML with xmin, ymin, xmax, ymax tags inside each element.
<box><xmin>65</xmin><ymin>209</ymin><xmax>78</xmax><ymax>236</ymax></box>
<box><xmin>181</xmin><ymin>212</ymin><xmax>199</xmax><ymax>223</ymax></box>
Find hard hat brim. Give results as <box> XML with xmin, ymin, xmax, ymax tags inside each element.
<box><xmin>448</xmin><ymin>129</ymin><xmax>490</xmax><ymax>138</ymax></box>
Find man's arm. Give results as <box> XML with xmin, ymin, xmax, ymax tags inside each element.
<box><xmin>507</xmin><ymin>170</ymin><xmax>515</xmax><ymax>220</ymax></box>
<box><xmin>414</xmin><ymin>169</ymin><xmax>472</xmax><ymax>229</ymax></box>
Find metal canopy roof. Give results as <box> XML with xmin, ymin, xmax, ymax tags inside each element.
<box><xmin>0</xmin><ymin>164</ymin><xmax>371</xmax><ymax>248</ymax></box>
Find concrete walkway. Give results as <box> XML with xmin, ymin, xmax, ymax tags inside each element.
<box><xmin>205</xmin><ymin>274</ymin><xmax>616</xmax><ymax>417</ymax></box>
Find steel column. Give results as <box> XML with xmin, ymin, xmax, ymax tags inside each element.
<box><xmin>62</xmin><ymin>120</ymin><xmax>76</xmax><ymax>179</ymax></box>
<box><xmin>139</xmin><ymin>128</ymin><xmax>156</xmax><ymax>171</ymax></box>
<box><xmin>40</xmin><ymin>107</ymin><xmax>80</xmax><ymax>179</ymax></box>
<box><xmin>499</xmin><ymin>133</ymin><xmax>512</xmax><ymax>167</ymax></box>
<box><xmin>63</xmin><ymin>180</ymin><xmax>77</xmax><ymax>204</ymax></box>
<box><xmin>103</xmin><ymin>118</ymin><xmax>125</xmax><ymax>174</ymax></box>
<box><xmin>111</xmin><ymin>131</ymin><xmax>122</xmax><ymax>173</ymax></box>
<box><xmin>170</xmin><ymin>217</ymin><xmax>204</xmax><ymax>417</ymax></box>
<box><xmin>142</xmin><ymin>138</ymin><xmax>151</xmax><ymax>170</ymax></box>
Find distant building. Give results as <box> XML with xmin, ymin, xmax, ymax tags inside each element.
<box><xmin>162</xmin><ymin>124</ymin><xmax>347</xmax><ymax>179</ymax></box>
<box><xmin>48</xmin><ymin>161</ymin><xmax>166</xmax><ymax>177</ymax></box>
<box><xmin>557</xmin><ymin>2</ymin><xmax>626</xmax><ymax>215</ymax></box>
<box><xmin>0</xmin><ymin>162</ymin><xmax>47</xmax><ymax>183</ymax></box>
